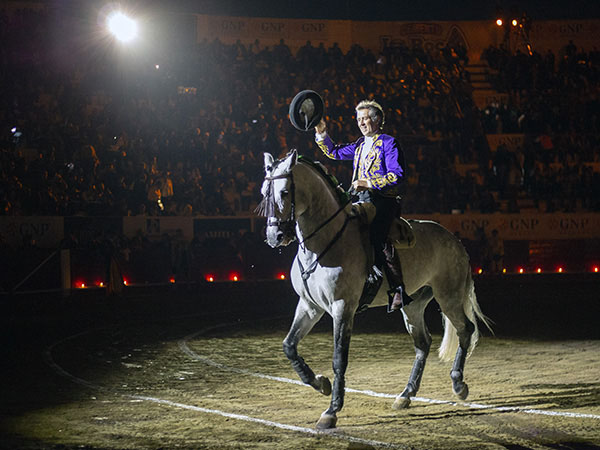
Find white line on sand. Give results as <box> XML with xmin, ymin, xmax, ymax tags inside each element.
<box><xmin>180</xmin><ymin>328</ymin><xmax>600</xmax><ymax>421</ymax></box>
<box><xmin>44</xmin><ymin>329</ymin><xmax>406</xmax><ymax>449</ymax></box>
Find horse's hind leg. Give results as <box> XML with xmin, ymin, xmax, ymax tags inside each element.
<box><xmin>447</xmin><ymin>314</ymin><xmax>475</xmax><ymax>400</ymax></box>
<box><xmin>441</xmin><ymin>299</ymin><xmax>476</xmax><ymax>400</ymax></box>
<box><xmin>282</xmin><ymin>299</ymin><xmax>330</xmax><ymax>395</ymax></box>
<box><xmin>393</xmin><ymin>288</ymin><xmax>433</xmax><ymax>410</ymax></box>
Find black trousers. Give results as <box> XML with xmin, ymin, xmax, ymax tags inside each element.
<box><xmin>356</xmin><ymin>190</ymin><xmax>399</xmax><ymax>270</ymax></box>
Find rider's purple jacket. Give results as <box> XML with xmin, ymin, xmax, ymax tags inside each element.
<box><xmin>316</xmin><ymin>133</ymin><xmax>404</xmax><ymax>197</ymax></box>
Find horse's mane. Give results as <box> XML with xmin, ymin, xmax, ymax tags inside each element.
<box><xmin>256</xmin><ymin>152</ymin><xmax>349</xmax><ymax>218</ymax></box>
<box><xmin>297</xmin><ymin>155</ymin><xmax>350</xmax><ymax>206</ymax></box>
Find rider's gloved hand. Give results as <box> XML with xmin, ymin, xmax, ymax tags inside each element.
<box><xmin>351</xmin><ymin>179</ymin><xmax>371</xmax><ymax>192</ymax></box>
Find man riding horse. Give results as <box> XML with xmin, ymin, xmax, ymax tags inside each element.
<box><xmin>314</xmin><ymin>99</ymin><xmax>412</xmax><ymax>312</ymax></box>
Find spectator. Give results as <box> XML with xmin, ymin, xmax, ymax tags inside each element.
<box><xmin>1</xmin><ymin>8</ymin><xmax>599</xmax><ymax>218</ymax></box>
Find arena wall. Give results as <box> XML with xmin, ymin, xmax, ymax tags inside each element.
<box><xmin>195</xmin><ymin>15</ymin><xmax>600</xmax><ymax>61</ymax></box>
<box><xmin>2</xmin><ymin>214</ymin><xmax>599</xmax><ymax>249</ymax></box>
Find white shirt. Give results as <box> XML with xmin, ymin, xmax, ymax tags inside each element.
<box><xmin>359</xmin><ymin>135</ymin><xmax>374</xmax><ymax>170</ymax></box>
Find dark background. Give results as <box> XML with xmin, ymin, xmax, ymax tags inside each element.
<box><xmin>152</xmin><ymin>0</ymin><xmax>600</xmax><ymax>21</ymax></box>
<box><xmin>13</xmin><ymin>0</ymin><xmax>600</xmax><ymax>21</ymax></box>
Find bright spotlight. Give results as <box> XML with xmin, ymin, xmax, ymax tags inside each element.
<box><xmin>496</xmin><ymin>18</ymin><xmax>503</xmax><ymax>26</ymax></box>
<box><xmin>511</xmin><ymin>19</ymin><xmax>518</xmax><ymax>27</ymax></box>
<box><xmin>107</xmin><ymin>12</ymin><xmax>138</xmax><ymax>42</ymax></box>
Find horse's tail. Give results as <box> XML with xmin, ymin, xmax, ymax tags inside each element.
<box><xmin>438</xmin><ymin>275</ymin><xmax>493</xmax><ymax>363</ymax></box>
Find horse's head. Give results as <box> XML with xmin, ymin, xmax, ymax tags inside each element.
<box><xmin>259</xmin><ymin>150</ymin><xmax>299</xmax><ymax>248</ymax></box>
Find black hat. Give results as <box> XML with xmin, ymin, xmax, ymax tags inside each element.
<box><xmin>289</xmin><ymin>90</ymin><xmax>324</xmax><ymax>131</ymax></box>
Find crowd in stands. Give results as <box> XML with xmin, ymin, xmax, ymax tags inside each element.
<box><xmin>481</xmin><ymin>41</ymin><xmax>600</xmax><ymax>212</ymax></box>
<box><xmin>2</xmin><ymin>7</ymin><xmax>600</xmax><ymax>221</ymax></box>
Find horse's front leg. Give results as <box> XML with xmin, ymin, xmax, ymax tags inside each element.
<box><xmin>282</xmin><ymin>299</ymin><xmax>330</xmax><ymax>394</ymax></box>
<box><xmin>316</xmin><ymin>301</ymin><xmax>354</xmax><ymax>429</ymax></box>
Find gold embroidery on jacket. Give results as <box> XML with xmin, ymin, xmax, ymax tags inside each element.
<box><xmin>320</xmin><ymin>135</ymin><xmax>399</xmax><ymax>191</ymax></box>
<box><xmin>364</xmin><ymin>138</ymin><xmax>397</xmax><ymax>189</ymax></box>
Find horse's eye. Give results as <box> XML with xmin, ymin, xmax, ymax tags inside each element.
<box><xmin>280</xmin><ymin>190</ymin><xmax>289</xmax><ymax>197</ymax></box>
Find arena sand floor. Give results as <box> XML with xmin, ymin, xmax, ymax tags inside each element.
<box><xmin>1</xmin><ymin>282</ymin><xmax>599</xmax><ymax>449</ymax></box>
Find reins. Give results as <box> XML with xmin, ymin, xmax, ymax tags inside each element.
<box><xmin>269</xmin><ymin>161</ymin><xmax>355</xmax><ymax>290</ymax></box>
<box><xmin>297</xmin><ymin>199</ymin><xmax>350</xmax><ymax>247</ymax></box>
<box><xmin>262</xmin><ymin>158</ymin><xmax>356</xmax><ymax>300</ymax></box>
<box><xmin>297</xmin><ymin>212</ymin><xmax>354</xmax><ymax>281</ymax></box>
<box><xmin>260</xmin><ymin>160</ymin><xmax>356</xmax><ymax>301</ymax></box>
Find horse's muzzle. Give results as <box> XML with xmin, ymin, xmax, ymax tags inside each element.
<box><xmin>265</xmin><ymin>222</ymin><xmax>296</xmax><ymax>248</ymax></box>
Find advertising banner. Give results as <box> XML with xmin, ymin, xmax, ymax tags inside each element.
<box><xmin>486</xmin><ymin>134</ymin><xmax>526</xmax><ymax>151</ymax></box>
<box><xmin>406</xmin><ymin>213</ymin><xmax>600</xmax><ymax>241</ymax></box>
<box><xmin>3</xmin><ymin>213</ymin><xmax>599</xmax><ymax>249</ymax></box>
<box><xmin>64</xmin><ymin>217</ymin><xmax>122</xmax><ymax>247</ymax></box>
<box><xmin>193</xmin><ymin>217</ymin><xmax>253</xmax><ymax>239</ymax></box>
<box><xmin>0</xmin><ymin>217</ymin><xmax>64</xmax><ymax>248</ymax></box>
<box><xmin>196</xmin><ymin>15</ymin><xmax>600</xmax><ymax>62</ymax></box>
<box><xmin>123</xmin><ymin>216</ymin><xmax>194</xmax><ymax>241</ymax></box>
<box><xmin>529</xmin><ymin>21</ymin><xmax>600</xmax><ymax>55</ymax></box>
<box><xmin>197</xmin><ymin>15</ymin><xmax>351</xmax><ymax>53</ymax></box>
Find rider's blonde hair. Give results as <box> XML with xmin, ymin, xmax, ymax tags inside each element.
<box><xmin>355</xmin><ymin>100</ymin><xmax>385</xmax><ymax>129</ymax></box>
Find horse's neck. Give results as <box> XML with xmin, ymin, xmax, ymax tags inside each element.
<box><xmin>295</xmin><ymin>164</ymin><xmax>349</xmax><ymax>254</ymax></box>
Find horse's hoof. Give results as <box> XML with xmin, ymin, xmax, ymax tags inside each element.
<box><xmin>316</xmin><ymin>413</ymin><xmax>337</xmax><ymax>429</ymax></box>
<box><xmin>315</xmin><ymin>374</ymin><xmax>331</xmax><ymax>396</ymax></box>
<box><xmin>454</xmin><ymin>382</ymin><xmax>469</xmax><ymax>400</ymax></box>
<box><xmin>392</xmin><ymin>395</ymin><xmax>411</xmax><ymax>410</ymax></box>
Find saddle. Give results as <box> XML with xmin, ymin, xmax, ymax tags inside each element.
<box><xmin>352</xmin><ymin>202</ymin><xmax>416</xmax><ymax>314</ymax></box>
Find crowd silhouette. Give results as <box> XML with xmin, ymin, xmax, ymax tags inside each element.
<box><xmin>1</xmin><ymin>7</ymin><xmax>599</xmax><ymax>220</ymax></box>
<box><xmin>480</xmin><ymin>42</ymin><xmax>600</xmax><ymax>212</ymax></box>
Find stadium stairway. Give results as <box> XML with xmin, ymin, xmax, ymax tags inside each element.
<box><xmin>465</xmin><ymin>61</ymin><xmax>505</xmax><ymax>109</ymax></box>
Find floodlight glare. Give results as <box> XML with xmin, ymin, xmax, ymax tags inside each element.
<box><xmin>107</xmin><ymin>12</ymin><xmax>138</xmax><ymax>42</ymax></box>
<box><xmin>496</xmin><ymin>18</ymin><xmax>503</xmax><ymax>26</ymax></box>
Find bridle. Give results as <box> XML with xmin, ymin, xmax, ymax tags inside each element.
<box><xmin>263</xmin><ymin>171</ymin><xmax>297</xmax><ymax>241</ymax></box>
<box><xmin>263</xmin><ymin>164</ymin><xmax>354</xmax><ymax>285</ymax></box>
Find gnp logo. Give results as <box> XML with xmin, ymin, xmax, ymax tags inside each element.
<box><xmin>549</xmin><ymin>217</ymin><xmax>591</xmax><ymax>232</ymax></box>
<box><xmin>381</xmin><ymin>25</ymin><xmax>469</xmax><ymax>53</ymax></box>
<box><xmin>498</xmin><ymin>217</ymin><xmax>540</xmax><ymax>233</ymax></box>
<box><xmin>459</xmin><ymin>218</ymin><xmax>490</xmax><ymax>232</ymax></box>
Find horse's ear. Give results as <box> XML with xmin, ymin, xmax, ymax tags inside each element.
<box><xmin>280</xmin><ymin>149</ymin><xmax>298</xmax><ymax>173</ymax></box>
<box><xmin>264</xmin><ymin>153</ymin><xmax>274</xmax><ymax>172</ymax></box>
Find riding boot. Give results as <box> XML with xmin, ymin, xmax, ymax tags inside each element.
<box><xmin>382</xmin><ymin>242</ymin><xmax>413</xmax><ymax>313</ymax></box>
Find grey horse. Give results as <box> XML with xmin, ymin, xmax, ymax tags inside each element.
<box><xmin>259</xmin><ymin>150</ymin><xmax>491</xmax><ymax>429</ymax></box>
